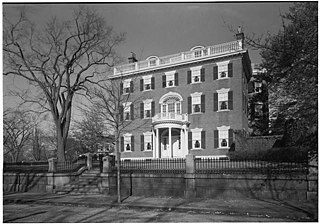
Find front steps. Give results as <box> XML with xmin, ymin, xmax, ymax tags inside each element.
<box><xmin>55</xmin><ymin>169</ymin><xmax>103</xmax><ymax>195</ymax></box>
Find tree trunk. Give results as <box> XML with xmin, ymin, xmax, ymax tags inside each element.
<box><xmin>56</xmin><ymin>125</ymin><xmax>66</xmax><ymax>162</ymax></box>
<box><xmin>116</xmin><ymin>133</ymin><xmax>121</xmax><ymax>203</ymax></box>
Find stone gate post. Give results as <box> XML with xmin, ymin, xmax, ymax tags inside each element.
<box><xmin>184</xmin><ymin>155</ymin><xmax>196</xmax><ymax>198</ymax></box>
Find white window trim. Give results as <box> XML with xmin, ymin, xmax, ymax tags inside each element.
<box><xmin>191</xmin><ymin>128</ymin><xmax>203</xmax><ymax>150</ymax></box>
<box><xmin>190</xmin><ymin>92</ymin><xmax>203</xmax><ymax>114</ymax></box>
<box><xmin>143</xmin><ymin>99</ymin><xmax>153</xmax><ymax>119</ymax></box>
<box><xmin>216</xmin><ymin>61</ymin><xmax>230</xmax><ymax>80</ymax></box>
<box><xmin>143</xmin><ymin>131</ymin><xmax>153</xmax><ymax>151</ymax></box>
<box><xmin>123</xmin><ymin>133</ymin><xmax>133</xmax><ymax>152</ymax></box>
<box><xmin>216</xmin><ymin>88</ymin><xmax>230</xmax><ymax>112</ymax></box>
<box><xmin>190</xmin><ymin>65</ymin><xmax>202</xmax><ymax>84</ymax></box>
<box><xmin>165</xmin><ymin>70</ymin><xmax>176</xmax><ymax>88</ymax></box>
<box><xmin>123</xmin><ymin>78</ymin><xmax>132</xmax><ymax>94</ymax></box>
<box><xmin>143</xmin><ymin>75</ymin><xmax>153</xmax><ymax>91</ymax></box>
<box><xmin>217</xmin><ymin>126</ymin><xmax>230</xmax><ymax>149</ymax></box>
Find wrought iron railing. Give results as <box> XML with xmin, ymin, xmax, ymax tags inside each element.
<box><xmin>195</xmin><ymin>158</ymin><xmax>308</xmax><ymax>175</ymax></box>
<box><xmin>112</xmin><ymin>158</ymin><xmax>186</xmax><ymax>174</ymax></box>
<box><xmin>55</xmin><ymin>159</ymin><xmax>87</xmax><ymax>173</ymax></box>
<box><xmin>3</xmin><ymin>161</ymin><xmax>49</xmax><ymax>173</ymax></box>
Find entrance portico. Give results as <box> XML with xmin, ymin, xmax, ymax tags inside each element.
<box><xmin>152</xmin><ymin>92</ymin><xmax>189</xmax><ymax>158</ymax></box>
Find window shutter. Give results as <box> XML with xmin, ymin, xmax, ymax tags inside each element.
<box><xmin>140</xmin><ymin>102</ymin><xmax>144</xmax><ymax>119</ymax></box>
<box><xmin>151</xmin><ymin>77</ymin><xmax>155</xmax><ymax>89</ymax></box>
<box><xmin>187</xmin><ymin>96</ymin><xmax>192</xmax><ymax>114</ymax></box>
<box><xmin>228</xmin><ymin>91</ymin><xmax>233</xmax><ymax>110</ymax></box>
<box><xmin>228</xmin><ymin>129</ymin><xmax>234</xmax><ymax>147</ymax></box>
<box><xmin>162</xmin><ymin>75</ymin><xmax>166</xmax><ymax>88</ymax></box>
<box><xmin>214</xmin><ymin>130</ymin><xmax>219</xmax><ymax>148</ymax></box>
<box><xmin>201</xmin><ymin>131</ymin><xmax>206</xmax><ymax>149</ymax></box>
<box><xmin>141</xmin><ymin>135</ymin><xmax>144</xmax><ymax>151</ymax></box>
<box><xmin>187</xmin><ymin>70</ymin><xmax>191</xmax><ymax>84</ymax></box>
<box><xmin>130</xmin><ymin>81</ymin><xmax>134</xmax><ymax>93</ymax></box>
<box><xmin>201</xmin><ymin>95</ymin><xmax>205</xmax><ymax>113</ymax></box>
<box><xmin>131</xmin><ymin>136</ymin><xmax>135</xmax><ymax>151</ymax></box>
<box><xmin>228</xmin><ymin>63</ymin><xmax>233</xmax><ymax>77</ymax></box>
<box><xmin>140</xmin><ymin>79</ymin><xmax>144</xmax><ymax>91</ymax></box>
<box><xmin>200</xmin><ymin>68</ymin><xmax>205</xmax><ymax>82</ymax></box>
<box><xmin>120</xmin><ymin>82</ymin><xmax>123</xmax><ymax>95</ymax></box>
<box><xmin>119</xmin><ymin>105</ymin><xmax>124</xmax><ymax>122</ymax></box>
<box><xmin>130</xmin><ymin>103</ymin><xmax>134</xmax><ymax>120</ymax></box>
<box><xmin>213</xmin><ymin>93</ymin><xmax>218</xmax><ymax>112</ymax></box>
<box><xmin>174</xmin><ymin>72</ymin><xmax>179</xmax><ymax>86</ymax></box>
<box><xmin>213</xmin><ymin>66</ymin><xmax>218</xmax><ymax>80</ymax></box>
<box><xmin>121</xmin><ymin>137</ymin><xmax>124</xmax><ymax>152</ymax></box>
<box><xmin>151</xmin><ymin>101</ymin><xmax>155</xmax><ymax>116</ymax></box>
<box><xmin>188</xmin><ymin>132</ymin><xmax>192</xmax><ymax>150</ymax></box>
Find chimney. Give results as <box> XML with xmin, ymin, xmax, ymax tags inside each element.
<box><xmin>236</xmin><ymin>26</ymin><xmax>245</xmax><ymax>49</ymax></box>
<box><xmin>128</xmin><ymin>52</ymin><xmax>138</xmax><ymax>63</ymax></box>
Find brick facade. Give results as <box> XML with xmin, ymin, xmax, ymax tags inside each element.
<box><xmin>111</xmin><ymin>35</ymin><xmax>252</xmax><ymax>159</ymax></box>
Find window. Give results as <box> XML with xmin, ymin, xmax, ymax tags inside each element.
<box><xmin>122</xmin><ymin>79</ymin><xmax>132</xmax><ymax>94</ymax></box>
<box><xmin>255</xmin><ymin>104</ymin><xmax>263</xmax><ymax>117</ymax></box>
<box><xmin>144</xmin><ymin>100</ymin><xmax>152</xmax><ymax>118</ymax></box>
<box><xmin>192</xmin><ymin>131</ymin><xmax>201</xmax><ymax>149</ymax></box>
<box><xmin>189</xmin><ymin>128</ymin><xmax>205</xmax><ymax>150</ymax></box>
<box><xmin>140</xmin><ymin>100</ymin><xmax>154</xmax><ymax>119</ymax></box>
<box><xmin>163</xmin><ymin>71</ymin><xmax>178</xmax><ymax>88</ymax></box>
<box><xmin>188</xmin><ymin>66</ymin><xmax>205</xmax><ymax>84</ymax></box>
<box><xmin>214</xmin><ymin>126</ymin><xmax>233</xmax><ymax>149</ymax></box>
<box><xmin>188</xmin><ymin>92</ymin><xmax>205</xmax><ymax>114</ymax></box>
<box><xmin>213</xmin><ymin>61</ymin><xmax>233</xmax><ymax>80</ymax></box>
<box><xmin>218</xmin><ymin>92</ymin><xmax>228</xmax><ymax>110</ymax></box>
<box><xmin>121</xmin><ymin>133</ymin><xmax>134</xmax><ymax>152</ymax></box>
<box><xmin>123</xmin><ymin>102</ymin><xmax>132</xmax><ymax>121</ymax></box>
<box><xmin>143</xmin><ymin>132</ymin><xmax>152</xmax><ymax>151</ymax></box>
<box><xmin>194</xmin><ymin>50</ymin><xmax>202</xmax><ymax>58</ymax></box>
<box><xmin>191</xmin><ymin>93</ymin><xmax>201</xmax><ymax>113</ymax></box>
<box><xmin>254</xmin><ymin>82</ymin><xmax>262</xmax><ymax>93</ymax></box>
<box><xmin>140</xmin><ymin>75</ymin><xmax>154</xmax><ymax>91</ymax></box>
<box><xmin>214</xmin><ymin>88</ymin><xmax>233</xmax><ymax>112</ymax></box>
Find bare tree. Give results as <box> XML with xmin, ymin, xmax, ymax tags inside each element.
<box><xmin>3</xmin><ymin>109</ymin><xmax>34</xmax><ymax>162</ymax></box>
<box><xmin>3</xmin><ymin>6</ymin><xmax>125</xmax><ymax>162</ymax></box>
<box><xmin>80</xmin><ymin>77</ymin><xmax>146</xmax><ymax>203</ymax></box>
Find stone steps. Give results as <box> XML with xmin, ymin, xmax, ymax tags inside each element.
<box><xmin>55</xmin><ymin>169</ymin><xmax>103</xmax><ymax>195</ymax></box>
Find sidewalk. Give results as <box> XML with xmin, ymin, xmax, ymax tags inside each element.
<box><xmin>3</xmin><ymin>192</ymin><xmax>318</xmax><ymax>221</ymax></box>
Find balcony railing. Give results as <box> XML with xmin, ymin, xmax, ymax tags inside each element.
<box><xmin>152</xmin><ymin>113</ymin><xmax>188</xmax><ymax>123</ymax></box>
<box><xmin>114</xmin><ymin>40</ymin><xmax>242</xmax><ymax>75</ymax></box>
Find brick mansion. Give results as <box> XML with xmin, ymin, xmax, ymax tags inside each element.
<box><xmin>109</xmin><ymin>30</ymin><xmax>252</xmax><ymax>159</ymax></box>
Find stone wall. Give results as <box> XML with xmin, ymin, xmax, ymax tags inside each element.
<box><xmin>3</xmin><ymin>173</ymin><xmax>48</xmax><ymax>193</ymax></box>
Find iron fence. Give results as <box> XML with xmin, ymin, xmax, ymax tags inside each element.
<box><xmin>55</xmin><ymin>159</ymin><xmax>87</xmax><ymax>173</ymax></box>
<box><xmin>112</xmin><ymin>158</ymin><xmax>186</xmax><ymax>174</ymax></box>
<box><xmin>195</xmin><ymin>158</ymin><xmax>308</xmax><ymax>175</ymax></box>
<box><xmin>3</xmin><ymin>161</ymin><xmax>49</xmax><ymax>173</ymax></box>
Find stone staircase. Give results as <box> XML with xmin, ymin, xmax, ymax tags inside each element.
<box><xmin>55</xmin><ymin>168</ymin><xmax>102</xmax><ymax>195</ymax></box>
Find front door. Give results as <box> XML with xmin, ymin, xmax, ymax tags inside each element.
<box><xmin>161</xmin><ymin>136</ymin><xmax>170</xmax><ymax>158</ymax></box>
<box><xmin>172</xmin><ymin>135</ymin><xmax>181</xmax><ymax>158</ymax></box>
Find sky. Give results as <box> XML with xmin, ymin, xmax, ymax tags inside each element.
<box><xmin>2</xmin><ymin>2</ymin><xmax>293</xmax><ymax>120</ymax></box>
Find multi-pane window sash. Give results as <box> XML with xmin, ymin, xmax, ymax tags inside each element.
<box><xmin>145</xmin><ymin>110</ymin><xmax>151</xmax><ymax>118</ymax></box>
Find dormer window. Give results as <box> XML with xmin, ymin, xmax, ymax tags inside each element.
<box><xmin>194</xmin><ymin>50</ymin><xmax>202</xmax><ymax>58</ymax></box>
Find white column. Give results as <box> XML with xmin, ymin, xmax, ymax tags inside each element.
<box><xmin>156</xmin><ymin>128</ymin><xmax>160</xmax><ymax>158</ymax></box>
<box><xmin>152</xmin><ymin>129</ymin><xmax>156</xmax><ymax>158</ymax></box>
<box><xmin>180</xmin><ymin>128</ymin><xmax>184</xmax><ymax>157</ymax></box>
<box><xmin>184</xmin><ymin>128</ymin><xmax>188</xmax><ymax>156</ymax></box>
<box><xmin>169</xmin><ymin>127</ymin><xmax>172</xmax><ymax>158</ymax></box>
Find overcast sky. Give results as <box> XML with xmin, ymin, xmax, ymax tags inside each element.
<box><xmin>3</xmin><ymin>2</ymin><xmax>293</xmax><ymax>116</ymax></box>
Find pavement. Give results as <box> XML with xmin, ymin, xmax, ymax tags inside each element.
<box><xmin>3</xmin><ymin>192</ymin><xmax>318</xmax><ymax>222</ymax></box>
